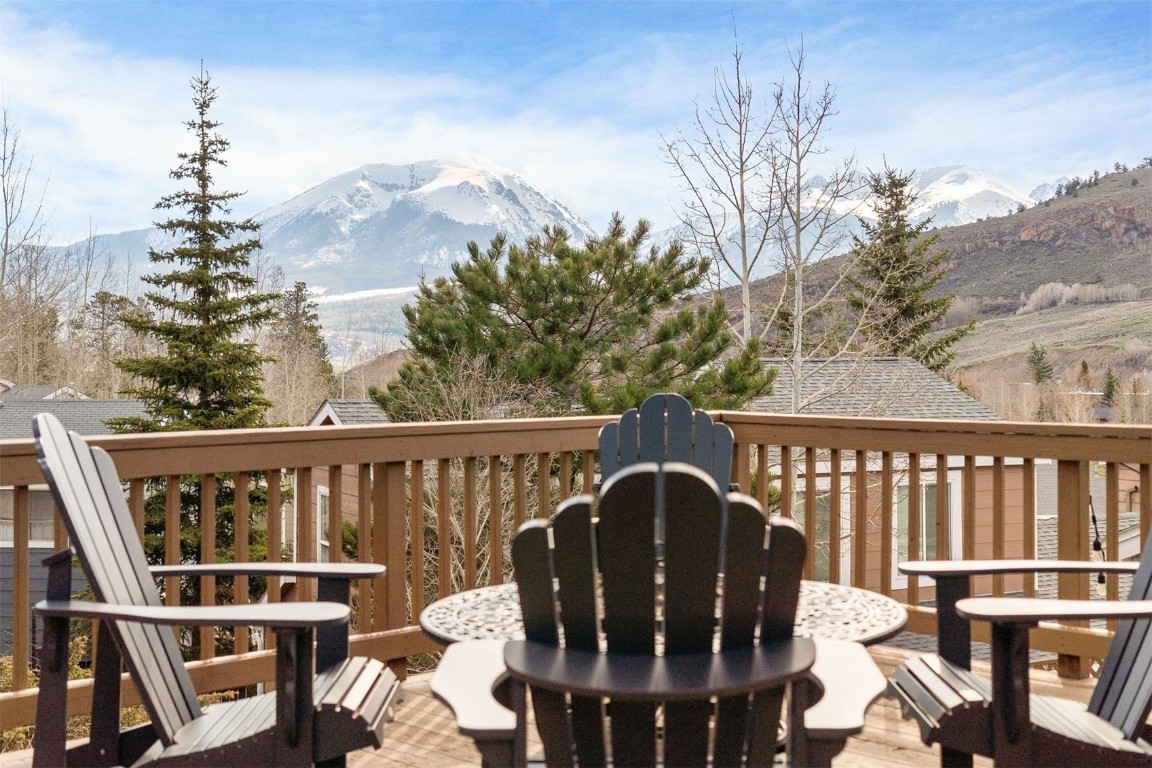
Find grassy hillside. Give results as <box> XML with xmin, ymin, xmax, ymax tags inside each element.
<box><xmin>951</xmin><ymin>300</ymin><xmax>1151</xmax><ymax>423</ymax></box>
<box><xmin>952</xmin><ymin>300</ymin><xmax>1152</xmax><ymax>369</ymax></box>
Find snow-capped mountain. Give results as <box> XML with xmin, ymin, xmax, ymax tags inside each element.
<box><xmin>80</xmin><ymin>162</ymin><xmax>1044</xmax><ymax>297</ymax></box>
<box><xmin>1028</xmin><ymin>177</ymin><xmax>1070</xmax><ymax>203</ymax></box>
<box><xmin>81</xmin><ymin>160</ymin><xmax>595</xmax><ymax>295</ymax></box>
<box><xmin>257</xmin><ymin>160</ymin><xmax>595</xmax><ymax>293</ymax></box>
<box><xmin>905</xmin><ymin>166</ymin><xmax>1033</xmax><ymax>226</ymax></box>
<box><xmin>809</xmin><ymin>165</ymin><xmax>1035</xmax><ymax>232</ymax></box>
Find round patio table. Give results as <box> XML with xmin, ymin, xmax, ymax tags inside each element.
<box><xmin>420</xmin><ymin>579</ymin><xmax>906</xmax><ymax>647</ymax></box>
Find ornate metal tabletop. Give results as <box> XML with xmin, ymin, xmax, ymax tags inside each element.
<box><xmin>420</xmin><ymin>579</ymin><xmax>906</xmax><ymax>647</ymax></box>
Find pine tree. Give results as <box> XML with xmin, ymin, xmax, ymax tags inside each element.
<box><xmin>845</xmin><ymin>165</ymin><xmax>974</xmax><ymax>372</ymax></box>
<box><xmin>378</xmin><ymin>214</ymin><xmax>773</xmax><ymax>419</ymax></box>
<box><xmin>263</xmin><ymin>281</ymin><xmax>336</xmax><ymax>425</ymax></box>
<box><xmin>111</xmin><ymin>70</ymin><xmax>277</xmax><ymax>432</ymax></box>
<box><xmin>1027</xmin><ymin>342</ymin><xmax>1054</xmax><ymax>384</ymax></box>
<box><xmin>1101</xmin><ymin>366</ymin><xmax>1118</xmax><ymax>408</ymax></box>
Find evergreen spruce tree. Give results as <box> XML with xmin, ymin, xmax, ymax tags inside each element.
<box><xmin>263</xmin><ymin>281</ymin><xmax>337</xmax><ymax>425</ymax></box>
<box><xmin>107</xmin><ymin>71</ymin><xmax>277</xmax><ymax>657</ymax></box>
<box><xmin>378</xmin><ymin>214</ymin><xmax>773</xmax><ymax>419</ymax></box>
<box><xmin>1101</xmin><ymin>366</ymin><xmax>1118</xmax><ymax>408</ymax></box>
<box><xmin>1027</xmin><ymin>342</ymin><xmax>1054</xmax><ymax>384</ymax></box>
<box><xmin>111</xmin><ymin>70</ymin><xmax>277</xmax><ymax>432</ymax></box>
<box><xmin>846</xmin><ymin>166</ymin><xmax>974</xmax><ymax>372</ymax></box>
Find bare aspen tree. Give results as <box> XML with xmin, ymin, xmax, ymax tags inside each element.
<box><xmin>0</xmin><ymin>109</ymin><xmax>116</xmax><ymax>386</ymax></box>
<box><xmin>663</xmin><ymin>38</ymin><xmax>779</xmax><ymax>343</ymax></box>
<box><xmin>0</xmin><ymin>105</ymin><xmax>54</xmax><ymax>381</ymax></box>
<box><xmin>767</xmin><ymin>43</ymin><xmax>869</xmax><ymax>413</ymax></box>
<box><xmin>668</xmin><ymin>41</ymin><xmax>885</xmax><ymax>414</ymax></box>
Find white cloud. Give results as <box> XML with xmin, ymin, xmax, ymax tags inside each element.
<box><xmin>2</xmin><ymin>4</ymin><xmax>1148</xmax><ymax>247</ymax></box>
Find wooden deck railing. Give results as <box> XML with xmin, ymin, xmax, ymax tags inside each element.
<box><xmin>1</xmin><ymin>413</ymin><xmax>1149</xmax><ymax>730</ymax></box>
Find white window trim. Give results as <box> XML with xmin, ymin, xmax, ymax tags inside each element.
<box><xmin>317</xmin><ymin>485</ymin><xmax>331</xmax><ymax>563</ymax></box>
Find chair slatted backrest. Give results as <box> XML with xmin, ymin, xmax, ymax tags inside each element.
<box><xmin>511</xmin><ymin>461</ymin><xmax>805</xmax><ymax>766</ymax></box>
<box><xmin>33</xmin><ymin>414</ymin><xmax>201</xmax><ymax>745</ymax></box>
<box><xmin>1088</xmin><ymin>531</ymin><xmax>1152</xmax><ymax>740</ymax></box>
<box><xmin>598</xmin><ymin>393</ymin><xmax>735</xmax><ymax>492</ymax></box>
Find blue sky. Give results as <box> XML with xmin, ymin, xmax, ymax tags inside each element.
<box><xmin>3</xmin><ymin>0</ymin><xmax>1149</xmax><ymax>244</ymax></box>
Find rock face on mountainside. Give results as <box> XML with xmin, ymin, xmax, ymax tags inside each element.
<box><xmin>929</xmin><ymin>167</ymin><xmax>1152</xmax><ymax>299</ymax></box>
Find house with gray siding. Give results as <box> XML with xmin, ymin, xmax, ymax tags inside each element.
<box><xmin>0</xmin><ymin>396</ymin><xmax>146</xmax><ymax>658</ymax></box>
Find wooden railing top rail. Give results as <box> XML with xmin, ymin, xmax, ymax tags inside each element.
<box><xmin>0</xmin><ymin>415</ymin><xmax>616</xmax><ymax>485</ymax></box>
<box><xmin>3</xmin><ymin>412</ymin><xmax>1146</xmax><ymax>477</ymax></box>
<box><xmin>713</xmin><ymin>411</ymin><xmax>1151</xmax><ymax>464</ymax></box>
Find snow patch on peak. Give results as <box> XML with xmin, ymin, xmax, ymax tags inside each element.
<box><xmin>908</xmin><ymin>166</ymin><xmax>1033</xmax><ymax>226</ymax></box>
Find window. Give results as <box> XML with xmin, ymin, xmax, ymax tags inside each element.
<box><xmin>0</xmin><ymin>487</ymin><xmax>57</xmax><ymax>544</ymax></box>
<box><xmin>893</xmin><ymin>470</ymin><xmax>961</xmax><ymax>588</ymax></box>
<box><xmin>317</xmin><ymin>486</ymin><xmax>330</xmax><ymax>563</ymax></box>
<box><xmin>794</xmin><ymin>482</ymin><xmax>852</xmax><ymax>584</ymax></box>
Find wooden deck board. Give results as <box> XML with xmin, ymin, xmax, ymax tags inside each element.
<box><xmin>1</xmin><ymin>646</ymin><xmax>1097</xmax><ymax>767</ymax></box>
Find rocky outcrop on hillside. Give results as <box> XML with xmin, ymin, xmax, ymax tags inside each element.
<box><xmin>929</xmin><ymin>167</ymin><xmax>1152</xmax><ymax>299</ymax></box>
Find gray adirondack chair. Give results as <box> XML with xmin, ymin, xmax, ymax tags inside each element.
<box><xmin>889</xmin><ymin>532</ymin><xmax>1152</xmax><ymax>766</ymax></box>
<box><xmin>598</xmin><ymin>392</ymin><xmax>738</xmax><ymax>492</ymax></box>
<box><xmin>30</xmin><ymin>412</ymin><xmax>400</xmax><ymax>767</ymax></box>
<box><xmin>432</xmin><ymin>462</ymin><xmax>885</xmax><ymax>767</ymax></box>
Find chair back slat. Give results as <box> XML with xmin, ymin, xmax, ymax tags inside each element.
<box><xmin>690</xmin><ymin>410</ymin><xmax>714</xmax><ymax>466</ymax></box>
<box><xmin>33</xmin><ymin>415</ymin><xmax>200</xmax><ymax>744</ymax></box>
<box><xmin>663</xmin><ymin>468</ymin><xmax>722</xmax><ymax>654</ymax></box>
<box><xmin>707</xmin><ymin>417</ymin><xmax>735</xmax><ymax>489</ymax></box>
<box><xmin>639</xmin><ymin>396</ymin><xmax>670</xmax><ymax>462</ymax></box>
<box><xmin>662</xmin><ymin>467</ymin><xmax>724</xmax><ymax>758</ymax></box>
<box><xmin>721</xmin><ymin>497</ymin><xmax>769</xmax><ymax>649</ymax></box>
<box><xmin>761</xmin><ymin>518</ymin><xmax>807</xmax><ymax>643</ymax></box>
<box><xmin>712</xmin><ymin>496</ymin><xmax>770</xmax><ymax>767</ymax></box>
<box><xmin>550</xmin><ymin>499</ymin><xmax>608</xmax><ymax>766</ymax></box>
<box><xmin>509</xmin><ymin>521</ymin><xmax>559</xmax><ymax>646</ymax></box>
<box><xmin>597</xmin><ymin>464</ymin><xmax>658</xmax><ymax>655</ymax></box>
<box><xmin>551</xmin><ymin>498</ymin><xmax>598</xmax><ymax>652</ymax></box>
<box><xmin>1089</xmin><ymin>531</ymin><xmax>1152</xmax><ymax>739</ymax></box>
<box><xmin>510</xmin><ymin>520</ymin><xmax>574</xmax><ymax>764</ymax></box>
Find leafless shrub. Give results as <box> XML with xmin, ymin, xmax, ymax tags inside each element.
<box><xmin>1109</xmin><ymin>339</ymin><xmax>1152</xmax><ymax>372</ymax></box>
<box><xmin>1017</xmin><ymin>282</ymin><xmax>1140</xmax><ymax>315</ymax></box>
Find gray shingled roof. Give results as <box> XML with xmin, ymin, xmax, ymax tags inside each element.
<box><xmin>0</xmin><ymin>384</ymin><xmax>84</xmax><ymax>400</ymax></box>
<box><xmin>0</xmin><ymin>399</ymin><xmax>146</xmax><ymax>439</ymax></box>
<box><xmin>309</xmin><ymin>399</ymin><xmax>389</xmax><ymax>426</ymax></box>
<box><xmin>753</xmin><ymin>357</ymin><xmax>1001</xmax><ymax>420</ymax></box>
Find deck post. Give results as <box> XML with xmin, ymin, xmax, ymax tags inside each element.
<box><xmin>1056</xmin><ymin>459</ymin><xmax>1091</xmax><ymax>679</ymax></box>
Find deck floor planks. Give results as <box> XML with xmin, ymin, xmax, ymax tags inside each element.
<box><xmin>0</xmin><ymin>645</ymin><xmax>1100</xmax><ymax>768</ymax></box>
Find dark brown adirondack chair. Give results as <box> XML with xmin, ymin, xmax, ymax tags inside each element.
<box><xmin>890</xmin><ymin>532</ymin><xmax>1152</xmax><ymax>767</ymax></box>
<box><xmin>598</xmin><ymin>392</ymin><xmax>738</xmax><ymax>492</ymax></box>
<box><xmin>30</xmin><ymin>413</ymin><xmax>400</xmax><ymax>767</ymax></box>
<box><xmin>432</xmin><ymin>462</ymin><xmax>884</xmax><ymax>766</ymax></box>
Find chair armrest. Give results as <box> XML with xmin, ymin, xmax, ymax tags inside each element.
<box><xmin>150</xmin><ymin>562</ymin><xmax>385</xmax><ymax>579</ymax></box>
<box><xmin>503</xmin><ymin>637</ymin><xmax>815</xmax><ymax>701</ymax></box>
<box><xmin>35</xmin><ymin>598</ymin><xmax>349</xmax><ymax>628</ymax></box>
<box><xmin>804</xmin><ymin>639</ymin><xmax>885</xmax><ymax>739</ymax></box>
<box><xmin>958</xmin><ymin>597</ymin><xmax>1152</xmax><ymax>624</ymax></box>
<box><xmin>430</xmin><ymin>640</ymin><xmax>516</xmax><ymax>739</ymax></box>
<box><xmin>900</xmin><ymin>559</ymin><xmax>1138</xmax><ymax>578</ymax></box>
